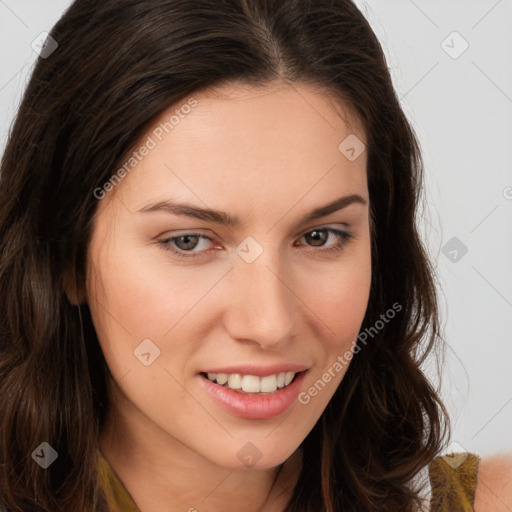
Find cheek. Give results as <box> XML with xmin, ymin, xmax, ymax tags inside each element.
<box><xmin>302</xmin><ymin>240</ymin><xmax>372</xmax><ymax>348</ymax></box>
<box><xmin>85</xmin><ymin>242</ymin><xmax>225</xmax><ymax>388</ymax></box>
<box><xmin>88</xmin><ymin>244</ymin><xmax>207</xmax><ymax>339</ymax></box>
<box><xmin>295</xmin><ymin>247</ymin><xmax>371</xmax><ymax>411</ymax></box>
<box><xmin>85</xmin><ymin>250</ymin><xmax>202</xmax><ymax>413</ymax></box>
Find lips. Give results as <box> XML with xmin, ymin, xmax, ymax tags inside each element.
<box><xmin>198</xmin><ymin>368</ymin><xmax>308</xmax><ymax>419</ymax></box>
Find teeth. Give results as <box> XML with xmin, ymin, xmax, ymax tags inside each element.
<box><xmin>205</xmin><ymin>371</ymin><xmax>298</xmax><ymax>393</ymax></box>
<box><xmin>242</xmin><ymin>374</ymin><xmax>260</xmax><ymax>392</ymax></box>
<box><xmin>215</xmin><ymin>373</ymin><xmax>228</xmax><ymax>385</ymax></box>
<box><xmin>228</xmin><ymin>373</ymin><xmax>242</xmax><ymax>389</ymax></box>
<box><xmin>284</xmin><ymin>371</ymin><xmax>295</xmax><ymax>386</ymax></box>
<box><xmin>260</xmin><ymin>375</ymin><xmax>277</xmax><ymax>392</ymax></box>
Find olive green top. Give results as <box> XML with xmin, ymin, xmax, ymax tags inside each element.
<box><xmin>97</xmin><ymin>450</ymin><xmax>141</xmax><ymax>512</ymax></box>
<box><xmin>97</xmin><ymin>450</ymin><xmax>480</xmax><ymax>511</ymax></box>
<box><xmin>428</xmin><ymin>452</ymin><xmax>480</xmax><ymax>511</ymax></box>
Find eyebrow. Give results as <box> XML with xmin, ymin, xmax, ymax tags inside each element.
<box><xmin>137</xmin><ymin>193</ymin><xmax>366</xmax><ymax>228</ymax></box>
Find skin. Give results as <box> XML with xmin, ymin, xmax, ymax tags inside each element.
<box><xmin>70</xmin><ymin>81</ymin><xmax>373</xmax><ymax>511</ymax></box>
<box><xmin>474</xmin><ymin>454</ymin><xmax>512</xmax><ymax>511</ymax></box>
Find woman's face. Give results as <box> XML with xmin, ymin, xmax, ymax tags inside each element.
<box><xmin>85</xmin><ymin>81</ymin><xmax>371</xmax><ymax>470</ymax></box>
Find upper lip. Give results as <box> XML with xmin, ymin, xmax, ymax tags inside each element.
<box><xmin>200</xmin><ymin>363</ymin><xmax>309</xmax><ymax>378</ymax></box>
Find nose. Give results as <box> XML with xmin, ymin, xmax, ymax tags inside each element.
<box><xmin>222</xmin><ymin>248</ymin><xmax>298</xmax><ymax>350</ymax></box>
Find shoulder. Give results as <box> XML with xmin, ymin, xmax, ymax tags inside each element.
<box><xmin>474</xmin><ymin>453</ymin><xmax>512</xmax><ymax>512</ymax></box>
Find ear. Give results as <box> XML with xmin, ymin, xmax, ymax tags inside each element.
<box><xmin>62</xmin><ymin>266</ymin><xmax>87</xmax><ymax>305</ymax></box>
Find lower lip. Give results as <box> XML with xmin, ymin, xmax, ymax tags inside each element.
<box><xmin>198</xmin><ymin>371</ymin><xmax>308</xmax><ymax>420</ymax></box>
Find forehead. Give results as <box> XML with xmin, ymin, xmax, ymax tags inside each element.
<box><xmin>100</xmin><ymin>81</ymin><xmax>368</xmax><ymax>218</ymax></box>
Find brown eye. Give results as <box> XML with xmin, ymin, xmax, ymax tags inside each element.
<box><xmin>298</xmin><ymin>228</ymin><xmax>353</xmax><ymax>252</ymax></box>
<box><xmin>173</xmin><ymin>234</ymin><xmax>201</xmax><ymax>251</ymax></box>
<box><xmin>304</xmin><ymin>230</ymin><xmax>329</xmax><ymax>247</ymax></box>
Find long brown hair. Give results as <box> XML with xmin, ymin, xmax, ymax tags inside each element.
<box><xmin>0</xmin><ymin>0</ymin><xmax>450</xmax><ymax>510</ymax></box>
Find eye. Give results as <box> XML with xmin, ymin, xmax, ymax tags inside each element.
<box><xmin>160</xmin><ymin>233</ymin><xmax>214</xmax><ymax>257</ymax></box>
<box><xmin>158</xmin><ymin>227</ymin><xmax>353</xmax><ymax>259</ymax></box>
<box><xmin>296</xmin><ymin>228</ymin><xmax>353</xmax><ymax>254</ymax></box>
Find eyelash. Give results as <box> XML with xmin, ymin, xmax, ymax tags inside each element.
<box><xmin>158</xmin><ymin>228</ymin><xmax>354</xmax><ymax>259</ymax></box>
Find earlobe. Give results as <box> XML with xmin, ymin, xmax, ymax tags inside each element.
<box><xmin>62</xmin><ymin>267</ymin><xmax>87</xmax><ymax>305</ymax></box>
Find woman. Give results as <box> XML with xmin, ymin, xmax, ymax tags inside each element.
<box><xmin>0</xmin><ymin>0</ymin><xmax>510</xmax><ymax>511</ymax></box>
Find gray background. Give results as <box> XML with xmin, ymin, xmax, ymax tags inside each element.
<box><xmin>1</xmin><ymin>0</ymin><xmax>511</xmax><ymax>456</ymax></box>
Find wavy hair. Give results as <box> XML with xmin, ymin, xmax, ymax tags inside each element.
<box><xmin>0</xmin><ymin>0</ymin><xmax>450</xmax><ymax>510</ymax></box>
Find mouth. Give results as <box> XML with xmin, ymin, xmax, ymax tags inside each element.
<box><xmin>199</xmin><ymin>370</ymin><xmax>307</xmax><ymax>396</ymax></box>
<box><xmin>197</xmin><ymin>368</ymin><xmax>309</xmax><ymax>420</ymax></box>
